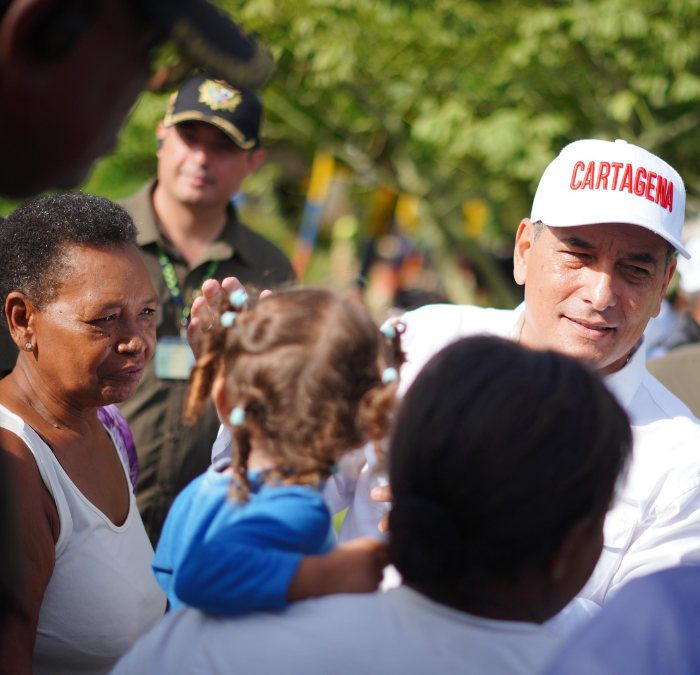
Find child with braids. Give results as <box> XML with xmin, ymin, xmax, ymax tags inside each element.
<box><xmin>152</xmin><ymin>288</ymin><xmax>404</xmax><ymax>614</ymax></box>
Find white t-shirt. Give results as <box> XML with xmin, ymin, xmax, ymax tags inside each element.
<box><xmin>111</xmin><ymin>586</ymin><xmax>560</xmax><ymax>675</ymax></box>
<box><xmin>334</xmin><ymin>303</ymin><xmax>700</xmax><ymax>634</ymax></box>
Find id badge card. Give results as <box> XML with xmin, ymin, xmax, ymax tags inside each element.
<box><xmin>155</xmin><ymin>337</ymin><xmax>196</xmax><ymax>380</ymax></box>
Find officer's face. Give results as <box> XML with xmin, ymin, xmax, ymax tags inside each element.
<box><xmin>0</xmin><ymin>0</ymin><xmax>155</xmax><ymax>197</ymax></box>
<box><xmin>513</xmin><ymin>220</ymin><xmax>675</xmax><ymax>375</ymax></box>
<box><xmin>23</xmin><ymin>245</ymin><xmax>158</xmax><ymax>407</ymax></box>
<box><xmin>156</xmin><ymin>121</ymin><xmax>264</xmax><ymax>208</ymax></box>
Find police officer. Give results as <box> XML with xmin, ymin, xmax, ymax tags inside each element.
<box><xmin>119</xmin><ymin>74</ymin><xmax>295</xmax><ymax>544</ymax></box>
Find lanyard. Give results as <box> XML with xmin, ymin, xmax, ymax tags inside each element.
<box><xmin>156</xmin><ymin>245</ymin><xmax>219</xmax><ymax>336</ymax></box>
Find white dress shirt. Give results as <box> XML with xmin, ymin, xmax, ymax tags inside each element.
<box><xmin>329</xmin><ymin>303</ymin><xmax>700</xmax><ymax>634</ymax></box>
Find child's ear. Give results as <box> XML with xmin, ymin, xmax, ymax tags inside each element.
<box><xmin>212</xmin><ymin>374</ymin><xmax>230</xmax><ymax>423</ymax></box>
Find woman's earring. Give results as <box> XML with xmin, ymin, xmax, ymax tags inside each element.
<box><xmin>25</xmin><ymin>342</ymin><xmax>33</xmax><ymax>351</ymax></box>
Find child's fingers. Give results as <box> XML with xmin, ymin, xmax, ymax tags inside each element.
<box><xmin>188</xmin><ymin>296</ymin><xmax>212</xmax><ymax>359</ymax></box>
<box><xmin>189</xmin><ymin>278</ymin><xmax>246</xmax><ymax>358</ymax></box>
<box><xmin>220</xmin><ymin>277</ymin><xmax>243</xmax><ymax>296</ymax></box>
<box><xmin>200</xmin><ymin>277</ymin><xmax>241</xmax><ymax>311</ymax></box>
<box><xmin>370</xmin><ymin>485</ymin><xmax>392</xmax><ymax>503</ymax></box>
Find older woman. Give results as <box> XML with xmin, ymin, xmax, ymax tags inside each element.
<box><xmin>0</xmin><ymin>193</ymin><xmax>166</xmax><ymax>675</ymax></box>
<box><xmin>113</xmin><ymin>335</ymin><xmax>632</xmax><ymax>675</ymax></box>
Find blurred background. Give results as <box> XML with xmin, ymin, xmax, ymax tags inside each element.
<box><xmin>5</xmin><ymin>0</ymin><xmax>700</xmax><ymax>320</ymax></box>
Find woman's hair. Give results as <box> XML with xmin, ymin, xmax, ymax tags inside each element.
<box><xmin>0</xmin><ymin>192</ymin><xmax>137</xmax><ymax>325</ymax></box>
<box><xmin>389</xmin><ymin>336</ymin><xmax>632</xmax><ymax>589</ymax></box>
<box><xmin>186</xmin><ymin>288</ymin><xmax>405</xmax><ymax>499</ymax></box>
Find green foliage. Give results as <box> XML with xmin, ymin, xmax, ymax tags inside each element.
<box><xmin>224</xmin><ymin>0</ymin><xmax>700</xmax><ymax>303</ymax></box>
<box><xmin>6</xmin><ymin>1</ymin><xmax>700</xmax><ymax>306</ymax></box>
<box><xmin>229</xmin><ymin>0</ymin><xmax>700</xmax><ymax>207</ymax></box>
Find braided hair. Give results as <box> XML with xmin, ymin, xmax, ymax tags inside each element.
<box><xmin>185</xmin><ymin>288</ymin><xmax>405</xmax><ymax>501</ymax></box>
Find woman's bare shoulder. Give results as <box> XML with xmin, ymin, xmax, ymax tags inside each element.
<box><xmin>0</xmin><ymin>425</ymin><xmax>60</xmax><ymax>544</ymax></box>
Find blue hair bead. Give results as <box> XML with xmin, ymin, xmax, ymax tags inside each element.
<box><xmin>229</xmin><ymin>289</ymin><xmax>249</xmax><ymax>308</ymax></box>
<box><xmin>381</xmin><ymin>324</ymin><xmax>397</xmax><ymax>340</ymax></box>
<box><xmin>229</xmin><ymin>407</ymin><xmax>246</xmax><ymax>426</ymax></box>
<box><xmin>382</xmin><ymin>367</ymin><xmax>398</xmax><ymax>384</ymax></box>
<box><xmin>220</xmin><ymin>311</ymin><xmax>236</xmax><ymax>327</ymax></box>
<box><xmin>330</xmin><ymin>463</ymin><xmax>339</xmax><ymax>475</ymax></box>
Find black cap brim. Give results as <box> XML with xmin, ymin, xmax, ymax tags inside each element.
<box><xmin>141</xmin><ymin>0</ymin><xmax>273</xmax><ymax>89</ymax></box>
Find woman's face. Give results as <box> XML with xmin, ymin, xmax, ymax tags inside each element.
<box><xmin>29</xmin><ymin>245</ymin><xmax>157</xmax><ymax>408</ymax></box>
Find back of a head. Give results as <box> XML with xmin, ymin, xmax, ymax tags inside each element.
<box><xmin>187</xmin><ymin>288</ymin><xmax>404</xmax><ymax>496</ymax></box>
<box><xmin>389</xmin><ymin>336</ymin><xmax>632</xmax><ymax>592</ymax></box>
<box><xmin>0</xmin><ymin>192</ymin><xmax>137</xmax><ymax>325</ymax></box>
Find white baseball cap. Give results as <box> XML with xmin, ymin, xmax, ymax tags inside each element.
<box><xmin>531</xmin><ymin>139</ymin><xmax>689</xmax><ymax>259</ymax></box>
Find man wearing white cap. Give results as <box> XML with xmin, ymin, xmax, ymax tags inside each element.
<box><xmin>330</xmin><ymin>138</ymin><xmax>700</xmax><ymax>633</ymax></box>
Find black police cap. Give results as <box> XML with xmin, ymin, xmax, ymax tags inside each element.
<box><xmin>136</xmin><ymin>0</ymin><xmax>272</xmax><ymax>90</ymax></box>
<box><xmin>164</xmin><ymin>74</ymin><xmax>262</xmax><ymax>149</ymax></box>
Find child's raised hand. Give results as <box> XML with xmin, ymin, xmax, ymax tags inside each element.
<box><xmin>188</xmin><ymin>278</ymin><xmax>273</xmax><ymax>359</ymax></box>
<box><xmin>287</xmin><ymin>537</ymin><xmax>389</xmax><ymax>602</ymax></box>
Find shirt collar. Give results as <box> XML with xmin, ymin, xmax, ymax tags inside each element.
<box><xmin>604</xmin><ymin>337</ymin><xmax>646</xmax><ymax>411</ymax></box>
<box><xmin>511</xmin><ymin>302</ymin><xmax>644</xmax><ymax>412</ymax></box>
<box><xmin>127</xmin><ymin>177</ymin><xmax>253</xmax><ymax>269</ymax></box>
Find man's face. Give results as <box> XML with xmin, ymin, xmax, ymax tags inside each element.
<box><xmin>0</xmin><ymin>0</ymin><xmax>156</xmax><ymax>197</ymax></box>
<box><xmin>514</xmin><ymin>220</ymin><xmax>676</xmax><ymax>375</ymax></box>
<box><xmin>156</xmin><ymin>121</ymin><xmax>262</xmax><ymax>208</ymax></box>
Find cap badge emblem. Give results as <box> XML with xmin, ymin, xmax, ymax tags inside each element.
<box><xmin>198</xmin><ymin>80</ymin><xmax>242</xmax><ymax>112</ymax></box>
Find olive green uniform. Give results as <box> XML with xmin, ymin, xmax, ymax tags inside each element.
<box><xmin>118</xmin><ymin>178</ymin><xmax>295</xmax><ymax>545</ymax></box>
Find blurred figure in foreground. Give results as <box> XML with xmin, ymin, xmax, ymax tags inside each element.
<box><xmin>0</xmin><ymin>0</ymin><xmax>271</xmax><ymax>198</ymax></box>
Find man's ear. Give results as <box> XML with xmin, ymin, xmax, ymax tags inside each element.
<box><xmin>652</xmin><ymin>257</ymin><xmax>677</xmax><ymax>319</ymax></box>
<box><xmin>513</xmin><ymin>218</ymin><xmax>535</xmax><ymax>286</ymax></box>
<box><xmin>6</xmin><ymin>291</ymin><xmax>36</xmax><ymax>351</ymax></box>
<box><xmin>245</xmin><ymin>148</ymin><xmax>266</xmax><ymax>177</ymax></box>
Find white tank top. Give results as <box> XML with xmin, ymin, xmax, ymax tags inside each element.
<box><xmin>0</xmin><ymin>404</ymin><xmax>166</xmax><ymax>675</ymax></box>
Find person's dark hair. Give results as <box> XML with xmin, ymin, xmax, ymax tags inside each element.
<box><xmin>185</xmin><ymin>288</ymin><xmax>405</xmax><ymax>500</ymax></box>
<box><xmin>0</xmin><ymin>192</ymin><xmax>138</xmax><ymax>327</ymax></box>
<box><xmin>388</xmin><ymin>336</ymin><xmax>631</xmax><ymax>590</ymax></box>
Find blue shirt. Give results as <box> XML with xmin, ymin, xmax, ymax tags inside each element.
<box><xmin>153</xmin><ymin>460</ymin><xmax>334</xmax><ymax>614</ymax></box>
<box><xmin>544</xmin><ymin>567</ymin><xmax>700</xmax><ymax>675</ymax></box>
